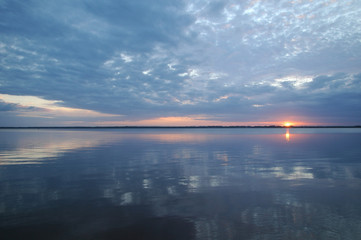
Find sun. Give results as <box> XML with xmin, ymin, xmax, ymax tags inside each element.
<box><xmin>284</xmin><ymin>122</ymin><xmax>293</xmax><ymax>127</ymax></box>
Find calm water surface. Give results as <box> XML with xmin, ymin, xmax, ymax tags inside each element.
<box><xmin>1</xmin><ymin>128</ymin><xmax>361</xmax><ymax>239</ymax></box>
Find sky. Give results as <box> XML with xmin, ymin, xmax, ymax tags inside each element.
<box><xmin>0</xmin><ymin>0</ymin><xmax>361</xmax><ymax>126</ymax></box>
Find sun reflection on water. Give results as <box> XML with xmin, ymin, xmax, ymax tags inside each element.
<box><xmin>285</xmin><ymin>128</ymin><xmax>290</xmax><ymax>142</ymax></box>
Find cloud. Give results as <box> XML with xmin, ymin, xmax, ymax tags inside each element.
<box><xmin>0</xmin><ymin>100</ymin><xmax>17</xmax><ymax>111</ymax></box>
<box><xmin>0</xmin><ymin>0</ymin><xmax>361</xmax><ymax>126</ymax></box>
<box><xmin>0</xmin><ymin>94</ymin><xmax>122</xmax><ymax>119</ymax></box>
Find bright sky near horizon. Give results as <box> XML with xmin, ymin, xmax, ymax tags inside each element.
<box><xmin>0</xmin><ymin>0</ymin><xmax>360</xmax><ymax>126</ymax></box>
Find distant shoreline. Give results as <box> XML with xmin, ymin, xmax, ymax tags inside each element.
<box><xmin>1</xmin><ymin>126</ymin><xmax>360</xmax><ymax>129</ymax></box>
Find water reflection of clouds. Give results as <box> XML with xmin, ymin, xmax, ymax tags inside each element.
<box><xmin>271</xmin><ymin>166</ymin><xmax>314</xmax><ymax>180</ymax></box>
<box><xmin>1</xmin><ymin>129</ymin><xmax>361</xmax><ymax>239</ymax></box>
<box><xmin>134</xmin><ymin>133</ymin><xmax>211</xmax><ymax>143</ymax></box>
<box><xmin>0</xmin><ymin>130</ymin><xmax>124</xmax><ymax>165</ymax></box>
<box><xmin>215</xmin><ymin>153</ymin><xmax>229</xmax><ymax>165</ymax></box>
<box><xmin>128</xmin><ymin>130</ymin><xmax>361</xmax><ymax>185</ymax></box>
<box><xmin>0</xmin><ymin>129</ymin><xmax>308</xmax><ymax>166</ymax></box>
<box><xmin>0</xmin><ymin>141</ymin><xmax>98</xmax><ymax>165</ymax></box>
<box><xmin>1</xmin><ymin>129</ymin><xmax>360</xmax><ymax>187</ymax></box>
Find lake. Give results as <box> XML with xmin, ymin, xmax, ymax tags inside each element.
<box><xmin>1</xmin><ymin>128</ymin><xmax>361</xmax><ymax>239</ymax></box>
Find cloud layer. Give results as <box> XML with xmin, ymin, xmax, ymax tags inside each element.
<box><xmin>1</xmin><ymin>0</ymin><xmax>361</xmax><ymax>126</ymax></box>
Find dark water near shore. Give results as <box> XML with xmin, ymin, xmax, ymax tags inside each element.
<box><xmin>1</xmin><ymin>128</ymin><xmax>361</xmax><ymax>239</ymax></box>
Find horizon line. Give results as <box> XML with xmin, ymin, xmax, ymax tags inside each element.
<box><xmin>1</xmin><ymin>125</ymin><xmax>361</xmax><ymax>129</ymax></box>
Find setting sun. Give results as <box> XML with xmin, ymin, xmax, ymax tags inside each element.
<box><xmin>284</xmin><ymin>122</ymin><xmax>293</xmax><ymax>127</ymax></box>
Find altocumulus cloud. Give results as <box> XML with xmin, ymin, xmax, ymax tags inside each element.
<box><xmin>0</xmin><ymin>0</ymin><xmax>360</xmax><ymax>126</ymax></box>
